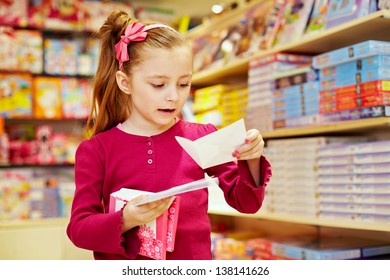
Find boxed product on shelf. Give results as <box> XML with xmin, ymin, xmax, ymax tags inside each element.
<box><xmin>319</xmin><ymin>202</ymin><xmax>390</xmax><ymax>215</ymax></box>
<box><xmin>58</xmin><ymin>181</ymin><xmax>75</xmax><ymax>217</ymax></box>
<box><xmin>271</xmin><ymin>235</ymin><xmax>390</xmax><ymax>260</ymax></box>
<box><xmin>320</xmin><ymin>173</ymin><xmax>390</xmax><ymax>184</ymax></box>
<box><xmin>313</xmin><ymin>40</ymin><xmax>390</xmax><ymax>69</ymax></box>
<box><xmin>0</xmin><ymin>73</ymin><xmax>33</xmax><ymax>118</ymax></box>
<box><xmin>337</xmin><ymin>55</ymin><xmax>390</xmax><ymax>73</ymax></box>
<box><xmin>304</xmin><ymin>0</ymin><xmax>330</xmax><ymax>35</ymax></box>
<box><xmin>192</xmin><ymin>84</ymin><xmax>226</xmax><ymax>113</ymax></box>
<box><xmin>321</xmin><ymin>105</ymin><xmax>390</xmax><ymax>122</ymax></box>
<box><xmin>317</xmin><ymin>183</ymin><xmax>390</xmax><ymax>194</ymax></box>
<box><xmin>79</xmin><ymin>38</ymin><xmax>100</xmax><ymax>75</ymax></box>
<box><xmin>266</xmin><ymin>136</ymin><xmax>365</xmax><ymax>217</ymax></box>
<box><xmin>29</xmin><ymin>183</ymin><xmax>60</xmax><ymax>219</ymax></box>
<box><xmin>219</xmin><ymin>88</ymin><xmax>248</xmax><ymax>127</ymax></box>
<box><xmin>246</xmin><ymin>236</ymin><xmax>305</xmax><ymax>260</ymax></box>
<box><xmin>319</xmin><ymin>159</ymin><xmax>390</xmax><ymax>172</ymax></box>
<box><xmin>248</xmin><ymin>53</ymin><xmax>314</xmax><ymax>131</ymax></box>
<box><xmin>379</xmin><ymin>0</ymin><xmax>390</xmax><ymax>9</ymax></box>
<box><xmin>244</xmin><ymin>0</ymin><xmax>286</xmax><ymax>52</ymax></box>
<box><xmin>0</xmin><ymin>27</ymin><xmax>18</xmax><ymax>71</ymax></box>
<box><xmin>211</xmin><ymin>230</ymin><xmax>267</xmax><ymax>260</ymax></box>
<box><xmin>28</xmin><ymin>0</ymin><xmax>83</xmax><ymax>30</ymax></box>
<box><xmin>61</xmin><ymin>78</ymin><xmax>90</xmax><ymax>119</ymax></box>
<box><xmin>0</xmin><ymin>133</ymin><xmax>9</xmax><ymax>165</ymax></box>
<box><xmin>0</xmin><ymin>0</ymin><xmax>28</xmax><ymax>27</ymax></box>
<box><xmin>359</xmin><ymin>213</ymin><xmax>390</xmax><ymax>224</ymax></box>
<box><xmin>44</xmin><ymin>38</ymin><xmax>81</xmax><ymax>75</ymax></box>
<box><xmin>0</xmin><ymin>170</ymin><xmax>30</xmax><ymax>220</ymax></box>
<box><xmin>15</xmin><ymin>29</ymin><xmax>43</xmax><ymax>74</ymax></box>
<box><xmin>321</xmin><ymin>59</ymin><xmax>390</xmax><ymax>86</ymax></box>
<box><xmin>35</xmin><ymin>125</ymin><xmax>55</xmax><ymax>165</ymax></box>
<box><xmin>0</xmin><ymin>167</ymin><xmax>75</xmax><ymax>220</ymax></box>
<box><xmin>273</xmin><ymin>0</ymin><xmax>315</xmax><ymax>46</ymax></box>
<box><xmin>273</xmin><ymin>80</ymin><xmax>321</xmax><ymax>128</ymax></box>
<box><xmin>274</xmin><ymin>67</ymin><xmax>319</xmax><ymax>89</ymax></box>
<box><xmin>318</xmin><ymin>139</ymin><xmax>386</xmax><ymax>156</ymax></box>
<box><xmin>249</xmin><ymin>52</ymin><xmax>313</xmax><ymax>67</ymax></box>
<box><xmin>192</xmin><ymin>0</ymin><xmax>287</xmax><ymax>72</ymax></box>
<box><xmin>192</xmin><ymin>84</ymin><xmax>246</xmax><ymax>127</ymax></box>
<box><xmin>33</xmin><ymin>76</ymin><xmax>63</xmax><ymax>119</ymax></box>
<box><xmin>325</xmin><ymin>0</ymin><xmax>377</xmax><ymax>30</ymax></box>
<box><xmin>333</xmin><ymin>68</ymin><xmax>390</xmax><ymax>87</ymax></box>
<box><xmin>354</xmin><ymin>151</ymin><xmax>390</xmax><ymax>164</ymax></box>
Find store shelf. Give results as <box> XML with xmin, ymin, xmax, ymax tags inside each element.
<box><xmin>261</xmin><ymin>117</ymin><xmax>390</xmax><ymax>139</ymax></box>
<box><xmin>0</xmin><ymin>217</ymin><xmax>68</xmax><ymax>229</ymax></box>
<box><xmin>0</xmin><ymin>164</ymin><xmax>74</xmax><ymax>168</ymax></box>
<box><xmin>191</xmin><ymin>9</ymin><xmax>390</xmax><ymax>86</ymax></box>
<box><xmin>208</xmin><ymin>207</ymin><xmax>390</xmax><ymax>232</ymax></box>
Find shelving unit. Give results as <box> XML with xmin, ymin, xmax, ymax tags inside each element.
<box><xmin>0</xmin><ymin>25</ymin><xmax>93</xmax><ymax>259</ymax></box>
<box><xmin>262</xmin><ymin>117</ymin><xmax>390</xmax><ymax>139</ymax></box>
<box><xmin>190</xmin><ymin>9</ymin><xmax>390</xmax><ymax>86</ymax></box>
<box><xmin>1</xmin><ymin>0</ymin><xmax>390</xmax><ymax>260</ymax></box>
<box><xmin>209</xmin><ymin>202</ymin><xmax>390</xmax><ymax>232</ymax></box>
<box><xmin>191</xmin><ymin>1</ymin><xmax>390</xmax><ymax>249</ymax></box>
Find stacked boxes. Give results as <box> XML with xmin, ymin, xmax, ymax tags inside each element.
<box><xmin>273</xmin><ymin>67</ymin><xmax>320</xmax><ymax>128</ymax></box>
<box><xmin>219</xmin><ymin>88</ymin><xmax>248</xmax><ymax>127</ymax></box>
<box><xmin>192</xmin><ymin>84</ymin><xmax>246</xmax><ymax>127</ymax></box>
<box><xmin>0</xmin><ymin>168</ymin><xmax>75</xmax><ymax>220</ymax></box>
<box><xmin>192</xmin><ymin>84</ymin><xmax>229</xmax><ymax>127</ymax></box>
<box><xmin>317</xmin><ymin>140</ymin><xmax>390</xmax><ymax>224</ymax></box>
<box><xmin>313</xmin><ymin>40</ymin><xmax>390</xmax><ymax>122</ymax></box>
<box><xmin>247</xmin><ymin>53</ymin><xmax>312</xmax><ymax>132</ymax></box>
<box><xmin>264</xmin><ymin>137</ymin><xmax>367</xmax><ymax>217</ymax></box>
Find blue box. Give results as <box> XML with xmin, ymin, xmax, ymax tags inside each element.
<box><xmin>313</xmin><ymin>40</ymin><xmax>390</xmax><ymax>69</ymax></box>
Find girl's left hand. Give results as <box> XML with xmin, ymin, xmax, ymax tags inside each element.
<box><xmin>233</xmin><ymin>129</ymin><xmax>264</xmax><ymax>161</ymax></box>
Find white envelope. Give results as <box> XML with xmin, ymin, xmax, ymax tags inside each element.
<box><xmin>175</xmin><ymin>118</ymin><xmax>247</xmax><ymax>169</ymax></box>
<box><xmin>132</xmin><ymin>175</ymin><xmax>219</xmax><ymax>205</ymax></box>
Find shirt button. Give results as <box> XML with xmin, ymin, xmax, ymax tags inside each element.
<box><xmin>147</xmin><ymin>159</ymin><xmax>153</xmax><ymax>164</ymax></box>
<box><xmin>147</xmin><ymin>141</ymin><xmax>152</xmax><ymax>146</ymax></box>
<box><xmin>148</xmin><ymin>150</ymin><xmax>153</xmax><ymax>155</ymax></box>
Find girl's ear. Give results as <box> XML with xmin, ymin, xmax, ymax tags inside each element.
<box><xmin>116</xmin><ymin>71</ymin><xmax>131</xmax><ymax>95</ymax></box>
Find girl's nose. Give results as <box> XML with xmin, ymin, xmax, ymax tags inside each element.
<box><xmin>166</xmin><ymin>87</ymin><xmax>179</xmax><ymax>101</ymax></box>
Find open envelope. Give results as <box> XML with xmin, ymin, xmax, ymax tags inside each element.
<box><xmin>175</xmin><ymin>118</ymin><xmax>247</xmax><ymax>169</ymax></box>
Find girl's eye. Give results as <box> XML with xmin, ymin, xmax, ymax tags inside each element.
<box><xmin>178</xmin><ymin>83</ymin><xmax>190</xmax><ymax>88</ymax></box>
<box><xmin>152</xmin><ymin>84</ymin><xmax>165</xmax><ymax>88</ymax></box>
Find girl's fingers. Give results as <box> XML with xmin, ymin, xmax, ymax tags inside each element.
<box><xmin>136</xmin><ymin>197</ymin><xmax>172</xmax><ymax>216</ymax></box>
<box><xmin>233</xmin><ymin>130</ymin><xmax>264</xmax><ymax>159</ymax></box>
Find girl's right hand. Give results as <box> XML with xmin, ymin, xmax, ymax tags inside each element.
<box><xmin>121</xmin><ymin>195</ymin><xmax>173</xmax><ymax>233</ymax></box>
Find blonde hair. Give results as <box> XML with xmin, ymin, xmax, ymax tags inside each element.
<box><xmin>87</xmin><ymin>10</ymin><xmax>191</xmax><ymax>136</ymax></box>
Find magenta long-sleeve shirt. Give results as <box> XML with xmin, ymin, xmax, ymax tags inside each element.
<box><xmin>66</xmin><ymin>120</ymin><xmax>272</xmax><ymax>260</ymax></box>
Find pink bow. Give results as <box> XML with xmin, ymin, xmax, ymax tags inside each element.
<box><xmin>115</xmin><ymin>22</ymin><xmax>148</xmax><ymax>70</ymax></box>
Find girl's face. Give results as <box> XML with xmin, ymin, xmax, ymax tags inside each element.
<box><xmin>127</xmin><ymin>46</ymin><xmax>192</xmax><ymax>135</ymax></box>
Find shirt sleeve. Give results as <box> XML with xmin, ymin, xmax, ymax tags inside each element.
<box><xmin>207</xmin><ymin>155</ymin><xmax>271</xmax><ymax>214</ymax></box>
<box><xmin>66</xmin><ymin>139</ymin><xmax>139</xmax><ymax>259</ymax></box>
<box><xmin>198</xmin><ymin>122</ymin><xmax>272</xmax><ymax>214</ymax></box>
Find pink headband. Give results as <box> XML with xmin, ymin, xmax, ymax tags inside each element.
<box><xmin>115</xmin><ymin>22</ymin><xmax>175</xmax><ymax>70</ymax></box>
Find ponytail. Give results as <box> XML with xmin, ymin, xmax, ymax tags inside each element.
<box><xmin>87</xmin><ymin>10</ymin><xmax>133</xmax><ymax>136</ymax></box>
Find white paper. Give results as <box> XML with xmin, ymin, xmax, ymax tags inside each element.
<box><xmin>175</xmin><ymin>118</ymin><xmax>247</xmax><ymax>169</ymax></box>
<box><xmin>111</xmin><ymin>176</ymin><xmax>219</xmax><ymax>206</ymax></box>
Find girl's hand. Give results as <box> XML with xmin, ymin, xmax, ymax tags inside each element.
<box><xmin>121</xmin><ymin>195</ymin><xmax>172</xmax><ymax>233</ymax></box>
<box><xmin>233</xmin><ymin>129</ymin><xmax>264</xmax><ymax>161</ymax></box>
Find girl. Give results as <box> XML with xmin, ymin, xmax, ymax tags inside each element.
<box><xmin>66</xmin><ymin>10</ymin><xmax>272</xmax><ymax>260</ymax></box>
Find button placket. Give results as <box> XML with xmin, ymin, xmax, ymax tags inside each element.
<box><xmin>146</xmin><ymin>138</ymin><xmax>156</xmax><ymax>169</ymax></box>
